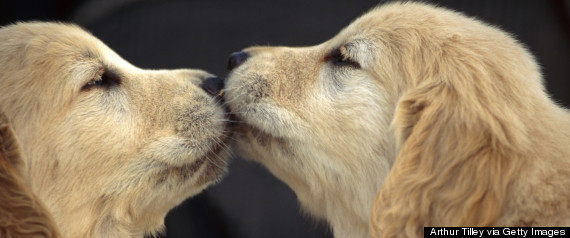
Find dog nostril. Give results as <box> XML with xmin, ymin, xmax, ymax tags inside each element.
<box><xmin>227</xmin><ymin>51</ymin><xmax>250</xmax><ymax>71</ymax></box>
<box><xmin>201</xmin><ymin>76</ymin><xmax>224</xmax><ymax>96</ymax></box>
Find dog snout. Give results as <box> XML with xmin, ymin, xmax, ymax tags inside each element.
<box><xmin>201</xmin><ymin>76</ymin><xmax>225</xmax><ymax>97</ymax></box>
<box><xmin>227</xmin><ymin>51</ymin><xmax>250</xmax><ymax>71</ymax></box>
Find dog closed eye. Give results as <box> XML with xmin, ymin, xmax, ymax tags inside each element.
<box><xmin>82</xmin><ymin>69</ymin><xmax>121</xmax><ymax>91</ymax></box>
<box><xmin>326</xmin><ymin>47</ymin><xmax>361</xmax><ymax>68</ymax></box>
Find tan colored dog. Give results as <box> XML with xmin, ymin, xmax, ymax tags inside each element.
<box><xmin>225</xmin><ymin>2</ymin><xmax>570</xmax><ymax>237</ymax></box>
<box><xmin>0</xmin><ymin>22</ymin><xmax>231</xmax><ymax>237</ymax></box>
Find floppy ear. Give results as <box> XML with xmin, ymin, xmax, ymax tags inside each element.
<box><xmin>370</xmin><ymin>78</ymin><xmax>525</xmax><ymax>237</ymax></box>
<box><xmin>0</xmin><ymin>113</ymin><xmax>25</xmax><ymax>170</ymax></box>
<box><xmin>0</xmin><ymin>112</ymin><xmax>61</xmax><ymax>237</ymax></box>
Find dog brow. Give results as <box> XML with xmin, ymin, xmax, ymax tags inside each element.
<box><xmin>344</xmin><ymin>39</ymin><xmax>375</xmax><ymax>67</ymax></box>
<box><xmin>82</xmin><ymin>50</ymin><xmax>96</xmax><ymax>59</ymax></box>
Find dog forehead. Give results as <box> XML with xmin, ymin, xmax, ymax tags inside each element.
<box><xmin>15</xmin><ymin>23</ymin><xmax>135</xmax><ymax>73</ymax></box>
<box><xmin>342</xmin><ymin>3</ymin><xmax>458</xmax><ymax>38</ymax></box>
<box><xmin>4</xmin><ymin>22</ymin><xmax>90</xmax><ymax>46</ymax></box>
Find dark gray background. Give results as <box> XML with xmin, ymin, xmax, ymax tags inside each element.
<box><xmin>2</xmin><ymin>1</ymin><xmax>569</xmax><ymax>237</ymax></box>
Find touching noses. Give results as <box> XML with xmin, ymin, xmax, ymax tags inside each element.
<box><xmin>201</xmin><ymin>76</ymin><xmax>224</xmax><ymax>96</ymax></box>
<box><xmin>201</xmin><ymin>51</ymin><xmax>250</xmax><ymax>96</ymax></box>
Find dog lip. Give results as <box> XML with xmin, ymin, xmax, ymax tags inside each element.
<box><xmin>194</xmin><ymin>130</ymin><xmax>232</xmax><ymax>184</ymax></box>
<box><xmin>221</xmin><ymin>87</ymin><xmax>275</xmax><ymax>139</ymax></box>
<box><xmin>205</xmin><ymin>120</ymin><xmax>233</xmax><ymax>163</ymax></box>
<box><xmin>212</xmin><ymin>89</ymin><xmax>226</xmax><ymax>105</ymax></box>
<box><xmin>155</xmin><ymin>131</ymin><xmax>231</xmax><ymax>186</ymax></box>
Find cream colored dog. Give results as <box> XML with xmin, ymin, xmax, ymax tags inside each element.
<box><xmin>224</xmin><ymin>2</ymin><xmax>570</xmax><ymax>237</ymax></box>
<box><xmin>0</xmin><ymin>22</ymin><xmax>231</xmax><ymax>237</ymax></box>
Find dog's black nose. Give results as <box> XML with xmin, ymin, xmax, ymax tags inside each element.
<box><xmin>201</xmin><ymin>76</ymin><xmax>224</xmax><ymax>96</ymax></box>
<box><xmin>227</xmin><ymin>51</ymin><xmax>250</xmax><ymax>70</ymax></box>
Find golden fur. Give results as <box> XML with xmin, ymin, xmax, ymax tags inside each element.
<box><xmin>0</xmin><ymin>22</ymin><xmax>231</xmax><ymax>237</ymax></box>
<box><xmin>1</xmin><ymin>113</ymin><xmax>60</xmax><ymax>238</ymax></box>
<box><xmin>224</xmin><ymin>2</ymin><xmax>570</xmax><ymax>237</ymax></box>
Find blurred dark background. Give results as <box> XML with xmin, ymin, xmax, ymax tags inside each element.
<box><xmin>2</xmin><ymin>0</ymin><xmax>569</xmax><ymax>237</ymax></box>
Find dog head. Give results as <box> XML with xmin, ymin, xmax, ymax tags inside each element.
<box><xmin>225</xmin><ymin>2</ymin><xmax>547</xmax><ymax>237</ymax></box>
<box><xmin>0</xmin><ymin>22</ymin><xmax>231</xmax><ymax>237</ymax></box>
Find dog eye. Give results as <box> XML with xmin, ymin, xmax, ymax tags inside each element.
<box><xmin>82</xmin><ymin>71</ymin><xmax>120</xmax><ymax>91</ymax></box>
<box><xmin>328</xmin><ymin>48</ymin><xmax>360</xmax><ymax>68</ymax></box>
<box><xmin>85</xmin><ymin>75</ymin><xmax>104</xmax><ymax>88</ymax></box>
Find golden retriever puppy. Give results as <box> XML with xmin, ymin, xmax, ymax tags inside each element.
<box><xmin>0</xmin><ymin>22</ymin><xmax>231</xmax><ymax>237</ymax></box>
<box><xmin>224</xmin><ymin>2</ymin><xmax>570</xmax><ymax>237</ymax></box>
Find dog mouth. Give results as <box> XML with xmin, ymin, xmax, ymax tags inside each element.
<box><xmin>194</xmin><ymin>134</ymin><xmax>231</xmax><ymax>185</ymax></box>
<box><xmin>152</xmin><ymin>93</ymin><xmax>234</xmax><ymax>187</ymax></box>
<box><xmin>222</xmin><ymin>100</ymin><xmax>284</xmax><ymax>151</ymax></box>
<box><xmin>154</xmin><ymin>130</ymin><xmax>232</xmax><ymax>187</ymax></box>
<box><xmin>194</xmin><ymin>104</ymin><xmax>234</xmax><ymax>184</ymax></box>
<box><xmin>175</xmin><ymin>88</ymin><xmax>235</xmax><ymax>186</ymax></box>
